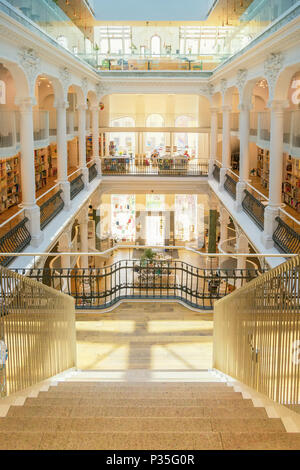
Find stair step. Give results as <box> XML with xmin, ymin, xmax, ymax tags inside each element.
<box><xmin>43</xmin><ymin>389</ymin><xmax>243</xmax><ymax>399</ymax></box>
<box><xmin>0</xmin><ymin>416</ymin><xmax>285</xmax><ymax>433</ymax></box>
<box><xmin>0</xmin><ymin>431</ymin><xmax>299</xmax><ymax>450</ymax></box>
<box><xmin>34</xmin><ymin>395</ymin><xmax>255</xmax><ymax>407</ymax></box>
<box><xmin>15</xmin><ymin>403</ymin><xmax>269</xmax><ymax>418</ymax></box>
<box><xmin>55</xmin><ymin>381</ymin><xmax>228</xmax><ymax>388</ymax></box>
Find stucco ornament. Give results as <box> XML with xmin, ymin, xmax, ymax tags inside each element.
<box><xmin>264</xmin><ymin>52</ymin><xmax>283</xmax><ymax>101</ymax></box>
<box><xmin>18</xmin><ymin>48</ymin><xmax>40</xmax><ymax>96</ymax></box>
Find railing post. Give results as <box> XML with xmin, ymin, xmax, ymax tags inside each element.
<box><xmin>18</xmin><ymin>98</ymin><xmax>43</xmax><ymax>247</ymax></box>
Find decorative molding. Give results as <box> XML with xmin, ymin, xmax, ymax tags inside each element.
<box><xmin>59</xmin><ymin>67</ymin><xmax>71</xmax><ymax>100</ymax></box>
<box><xmin>236</xmin><ymin>69</ymin><xmax>248</xmax><ymax>96</ymax></box>
<box><xmin>264</xmin><ymin>52</ymin><xmax>283</xmax><ymax>100</ymax></box>
<box><xmin>220</xmin><ymin>78</ymin><xmax>227</xmax><ymax>96</ymax></box>
<box><xmin>81</xmin><ymin>77</ymin><xmax>88</xmax><ymax>98</ymax></box>
<box><xmin>95</xmin><ymin>82</ymin><xmax>109</xmax><ymax>99</ymax></box>
<box><xmin>18</xmin><ymin>48</ymin><xmax>40</xmax><ymax>96</ymax></box>
<box><xmin>199</xmin><ymin>83</ymin><xmax>214</xmax><ymax>98</ymax></box>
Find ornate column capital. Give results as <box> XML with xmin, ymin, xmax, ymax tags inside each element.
<box><xmin>16</xmin><ymin>97</ymin><xmax>36</xmax><ymax>112</ymax></box>
<box><xmin>77</xmin><ymin>104</ymin><xmax>88</xmax><ymax>111</ymax></box>
<box><xmin>220</xmin><ymin>78</ymin><xmax>228</xmax><ymax>97</ymax></box>
<box><xmin>18</xmin><ymin>48</ymin><xmax>40</xmax><ymax>98</ymax></box>
<box><xmin>238</xmin><ymin>103</ymin><xmax>252</xmax><ymax>112</ymax></box>
<box><xmin>264</xmin><ymin>52</ymin><xmax>284</xmax><ymax>101</ymax></box>
<box><xmin>59</xmin><ymin>66</ymin><xmax>72</xmax><ymax>101</ymax></box>
<box><xmin>236</xmin><ymin>69</ymin><xmax>248</xmax><ymax>97</ymax></box>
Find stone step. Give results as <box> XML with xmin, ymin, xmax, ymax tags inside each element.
<box><xmin>0</xmin><ymin>431</ymin><xmax>299</xmax><ymax>450</ymax></box>
<box><xmin>16</xmin><ymin>403</ymin><xmax>269</xmax><ymax>418</ymax></box>
<box><xmin>0</xmin><ymin>416</ymin><xmax>285</xmax><ymax>433</ymax></box>
<box><xmin>43</xmin><ymin>388</ymin><xmax>243</xmax><ymax>399</ymax></box>
<box><xmin>55</xmin><ymin>381</ymin><xmax>228</xmax><ymax>388</ymax></box>
<box><xmin>35</xmin><ymin>395</ymin><xmax>255</xmax><ymax>407</ymax></box>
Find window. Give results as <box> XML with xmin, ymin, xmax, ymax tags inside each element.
<box><xmin>145</xmin><ymin>115</ymin><xmax>165</xmax><ymax>154</ymax></box>
<box><xmin>57</xmin><ymin>35</ymin><xmax>68</xmax><ymax>49</ymax></box>
<box><xmin>146</xmin><ymin>194</ymin><xmax>165</xmax><ymax>211</ymax></box>
<box><xmin>0</xmin><ymin>80</ymin><xmax>6</xmax><ymax>105</ymax></box>
<box><xmin>110</xmin><ymin>117</ymin><xmax>135</xmax><ymax>155</ymax></box>
<box><xmin>175</xmin><ymin>195</ymin><xmax>197</xmax><ymax>241</ymax></box>
<box><xmin>97</xmin><ymin>26</ymin><xmax>131</xmax><ymax>54</ymax></box>
<box><xmin>111</xmin><ymin>195</ymin><xmax>135</xmax><ymax>241</ymax></box>
<box><xmin>151</xmin><ymin>35</ymin><xmax>161</xmax><ymax>56</ymax></box>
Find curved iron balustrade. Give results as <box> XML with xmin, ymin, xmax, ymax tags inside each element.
<box><xmin>273</xmin><ymin>216</ymin><xmax>300</xmax><ymax>254</ymax></box>
<box><xmin>0</xmin><ymin>218</ymin><xmax>31</xmax><ymax>267</ymax></box>
<box><xmin>224</xmin><ymin>174</ymin><xmax>237</xmax><ymax>200</ymax></box>
<box><xmin>40</xmin><ymin>190</ymin><xmax>64</xmax><ymax>230</ymax></box>
<box><xmin>15</xmin><ymin>259</ymin><xmax>263</xmax><ymax>310</ymax></box>
<box><xmin>88</xmin><ymin>163</ymin><xmax>98</xmax><ymax>182</ymax></box>
<box><xmin>70</xmin><ymin>174</ymin><xmax>84</xmax><ymax>200</ymax></box>
<box><xmin>212</xmin><ymin>164</ymin><xmax>220</xmax><ymax>182</ymax></box>
<box><xmin>242</xmin><ymin>189</ymin><xmax>265</xmax><ymax>230</ymax></box>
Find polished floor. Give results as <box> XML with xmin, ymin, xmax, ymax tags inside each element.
<box><xmin>76</xmin><ymin>302</ymin><xmax>213</xmax><ymax>372</ymax></box>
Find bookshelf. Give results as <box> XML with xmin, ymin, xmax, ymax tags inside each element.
<box><xmin>34</xmin><ymin>145</ymin><xmax>57</xmax><ymax>191</ymax></box>
<box><xmin>256</xmin><ymin>147</ymin><xmax>269</xmax><ymax>190</ymax></box>
<box><xmin>283</xmin><ymin>155</ymin><xmax>300</xmax><ymax>213</ymax></box>
<box><xmin>86</xmin><ymin>135</ymin><xmax>93</xmax><ymax>160</ymax></box>
<box><xmin>0</xmin><ymin>154</ymin><xmax>21</xmax><ymax>214</ymax></box>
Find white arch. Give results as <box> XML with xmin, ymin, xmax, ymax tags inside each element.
<box><xmin>151</xmin><ymin>36</ymin><xmax>161</xmax><ymax>56</ymax></box>
<box><xmin>0</xmin><ymin>80</ymin><xmax>6</xmax><ymax>104</ymax></box>
<box><xmin>146</xmin><ymin>113</ymin><xmax>164</xmax><ymax>127</ymax></box>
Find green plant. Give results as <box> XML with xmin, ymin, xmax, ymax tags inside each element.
<box><xmin>141</xmin><ymin>248</ymin><xmax>155</xmax><ymax>262</ymax></box>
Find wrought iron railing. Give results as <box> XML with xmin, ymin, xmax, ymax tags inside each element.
<box><xmin>242</xmin><ymin>190</ymin><xmax>265</xmax><ymax>230</ymax></box>
<box><xmin>88</xmin><ymin>163</ymin><xmax>98</xmax><ymax>182</ymax></box>
<box><xmin>40</xmin><ymin>190</ymin><xmax>64</xmax><ymax>230</ymax></box>
<box><xmin>70</xmin><ymin>174</ymin><xmax>84</xmax><ymax>200</ymax></box>
<box><xmin>101</xmin><ymin>160</ymin><xmax>208</xmax><ymax>177</ymax></box>
<box><xmin>213</xmin><ymin>253</ymin><xmax>300</xmax><ymax>406</ymax></box>
<box><xmin>212</xmin><ymin>164</ymin><xmax>220</xmax><ymax>182</ymax></box>
<box><xmin>224</xmin><ymin>174</ymin><xmax>237</xmax><ymax>200</ymax></box>
<box><xmin>0</xmin><ymin>266</ymin><xmax>76</xmax><ymax>397</ymax></box>
<box><xmin>0</xmin><ymin>218</ymin><xmax>31</xmax><ymax>267</ymax></box>
<box><xmin>273</xmin><ymin>216</ymin><xmax>300</xmax><ymax>254</ymax></box>
<box><xmin>15</xmin><ymin>261</ymin><xmax>262</xmax><ymax>311</ymax></box>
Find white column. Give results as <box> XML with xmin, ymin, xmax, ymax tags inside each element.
<box><xmin>236</xmin><ymin>233</ymin><xmax>249</xmax><ymax>288</ymax></box>
<box><xmin>80</xmin><ymin>212</ymin><xmax>89</xmax><ymax>270</ymax></box>
<box><xmin>218</xmin><ymin>208</ymin><xmax>230</xmax><ymax>268</ymax></box>
<box><xmin>209</xmin><ymin>107</ymin><xmax>218</xmax><ymax>178</ymax></box>
<box><xmin>263</xmin><ymin>101</ymin><xmax>285</xmax><ymax>248</ymax></box>
<box><xmin>236</xmin><ymin>104</ymin><xmax>251</xmax><ymax>212</ymax></box>
<box><xmin>220</xmin><ymin>105</ymin><xmax>231</xmax><ymax>190</ymax></box>
<box><xmin>56</xmin><ymin>101</ymin><xmax>71</xmax><ymax>209</ymax></box>
<box><xmin>91</xmin><ymin>105</ymin><xmax>101</xmax><ymax>176</ymax></box>
<box><xmin>58</xmin><ymin>228</ymin><xmax>72</xmax><ymax>292</ymax></box>
<box><xmin>19</xmin><ymin>98</ymin><xmax>43</xmax><ymax>247</ymax></box>
<box><xmin>78</xmin><ymin>104</ymin><xmax>89</xmax><ymax>188</ymax></box>
<box><xmin>170</xmin><ymin>132</ymin><xmax>173</xmax><ymax>157</ymax></box>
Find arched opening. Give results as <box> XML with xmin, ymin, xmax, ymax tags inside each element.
<box><xmin>174</xmin><ymin>115</ymin><xmax>197</xmax><ymax>158</ymax></box>
<box><xmin>145</xmin><ymin>114</ymin><xmax>166</xmax><ymax>155</ymax></box>
<box><xmin>109</xmin><ymin>116</ymin><xmax>135</xmax><ymax>156</ymax></box>
<box><xmin>151</xmin><ymin>36</ymin><xmax>161</xmax><ymax>56</ymax></box>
